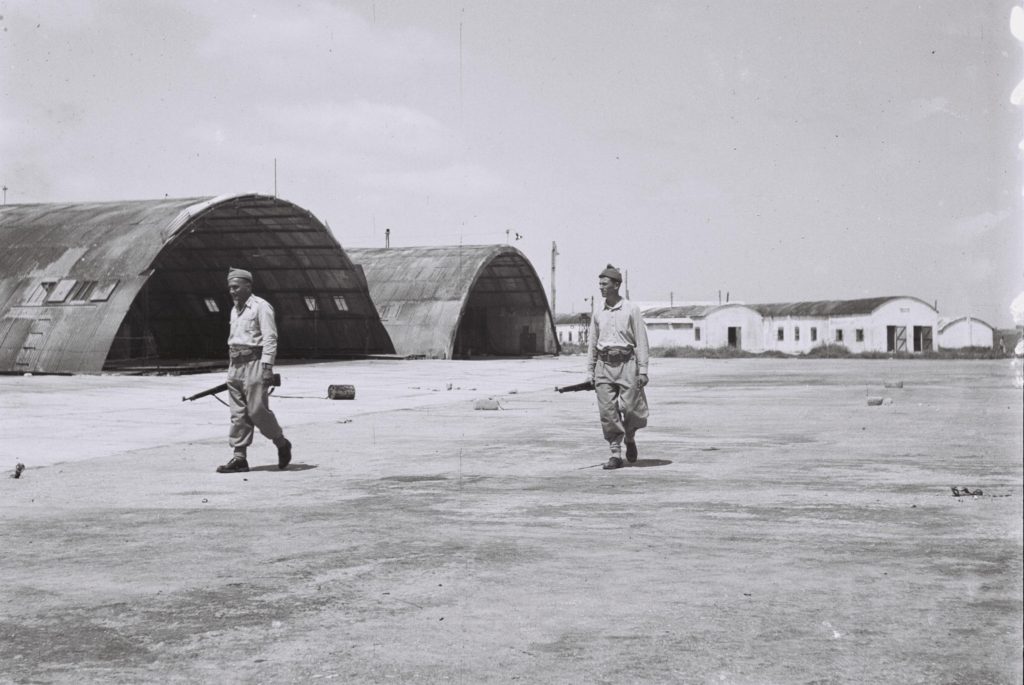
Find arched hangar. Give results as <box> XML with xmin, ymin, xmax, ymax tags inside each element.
<box><xmin>347</xmin><ymin>245</ymin><xmax>558</xmax><ymax>359</ymax></box>
<box><xmin>0</xmin><ymin>194</ymin><xmax>393</xmax><ymax>373</ymax></box>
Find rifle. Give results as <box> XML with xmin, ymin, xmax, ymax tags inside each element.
<box><xmin>183</xmin><ymin>373</ymin><xmax>281</xmax><ymax>402</ymax></box>
<box><xmin>555</xmin><ymin>380</ymin><xmax>595</xmax><ymax>393</ymax></box>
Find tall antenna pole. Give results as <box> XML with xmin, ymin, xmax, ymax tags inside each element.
<box><xmin>624</xmin><ymin>269</ymin><xmax>630</xmax><ymax>300</ymax></box>
<box><xmin>550</xmin><ymin>241</ymin><xmax>558</xmax><ymax>315</ymax></box>
<box><xmin>273</xmin><ymin>158</ymin><xmax>277</xmax><ymax>197</ymax></box>
<box><xmin>2</xmin><ymin>185</ymin><xmax>7</xmax><ymax>205</ymax></box>
<box><xmin>385</xmin><ymin>228</ymin><xmax>390</xmax><ymax>248</ymax></box>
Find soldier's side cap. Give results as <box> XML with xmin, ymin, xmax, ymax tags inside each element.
<box><xmin>599</xmin><ymin>264</ymin><xmax>622</xmax><ymax>282</ymax></box>
<box><xmin>227</xmin><ymin>267</ymin><xmax>253</xmax><ymax>282</ymax></box>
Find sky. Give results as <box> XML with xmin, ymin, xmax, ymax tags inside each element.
<box><xmin>2</xmin><ymin>0</ymin><xmax>1022</xmax><ymax>325</ymax></box>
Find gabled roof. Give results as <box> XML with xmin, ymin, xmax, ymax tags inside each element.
<box><xmin>644</xmin><ymin>305</ymin><xmax>718</xmax><ymax>319</ymax></box>
<box><xmin>750</xmin><ymin>296</ymin><xmax>935</xmax><ymax>318</ymax></box>
<box><xmin>554</xmin><ymin>312</ymin><xmax>591</xmax><ymax>325</ymax></box>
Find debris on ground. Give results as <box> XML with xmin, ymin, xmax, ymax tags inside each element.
<box><xmin>327</xmin><ymin>384</ymin><xmax>356</xmax><ymax>400</ymax></box>
<box><xmin>884</xmin><ymin>380</ymin><xmax>904</xmax><ymax>389</ymax></box>
<box><xmin>951</xmin><ymin>486</ymin><xmax>983</xmax><ymax>497</ymax></box>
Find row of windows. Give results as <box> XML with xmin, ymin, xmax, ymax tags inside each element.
<box><xmin>202</xmin><ymin>294</ymin><xmax>350</xmax><ymax>313</ymax></box>
<box><xmin>777</xmin><ymin>326</ymin><xmax>864</xmax><ymax>343</ymax></box>
<box><xmin>22</xmin><ymin>280</ymin><xmax>119</xmax><ymax>306</ymax></box>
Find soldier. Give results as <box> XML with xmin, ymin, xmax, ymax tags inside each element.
<box><xmin>587</xmin><ymin>264</ymin><xmax>650</xmax><ymax>469</ymax></box>
<box><xmin>216</xmin><ymin>268</ymin><xmax>292</xmax><ymax>473</ymax></box>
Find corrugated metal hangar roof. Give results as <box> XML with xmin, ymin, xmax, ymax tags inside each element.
<box><xmin>0</xmin><ymin>194</ymin><xmax>393</xmax><ymax>373</ymax></box>
<box><xmin>348</xmin><ymin>245</ymin><xmax>557</xmax><ymax>359</ymax></box>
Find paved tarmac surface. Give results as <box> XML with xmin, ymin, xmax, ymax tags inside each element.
<box><xmin>1</xmin><ymin>357</ymin><xmax>1021</xmax><ymax>684</ymax></box>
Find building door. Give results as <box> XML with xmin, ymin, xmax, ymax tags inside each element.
<box><xmin>14</xmin><ymin>318</ymin><xmax>52</xmax><ymax>371</ymax></box>
<box><xmin>727</xmin><ymin>327</ymin><xmax>741</xmax><ymax>349</ymax></box>
<box><xmin>913</xmin><ymin>326</ymin><xmax>933</xmax><ymax>352</ymax></box>
<box><xmin>886</xmin><ymin>326</ymin><xmax>907</xmax><ymax>352</ymax></box>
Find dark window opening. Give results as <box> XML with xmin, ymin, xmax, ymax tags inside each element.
<box><xmin>22</xmin><ymin>281</ymin><xmax>57</xmax><ymax>306</ymax></box>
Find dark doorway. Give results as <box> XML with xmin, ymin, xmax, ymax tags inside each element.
<box><xmin>727</xmin><ymin>326</ymin><xmax>741</xmax><ymax>349</ymax></box>
<box><xmin>913</xmin><ymin>326</ymin><xmax>933</xmax><ymax>352</ymax></box>
<box><xmin>887</xmin><ymin>326</ymin><xmax>907</xmax><ymax>352</ymax></box>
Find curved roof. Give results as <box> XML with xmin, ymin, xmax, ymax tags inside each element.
<box><xmin>348</xmin><ymin>245</ymin><xmax>556</xmax><ymax>358</ymax></box>
<box><xmin>750</xmin><ymin>296</ymin><xmax>936</xmax><ymax>318</ymax></box>
<box><xmin>938</xmin><ymin>316</ymin><xmax>994</xmax><ymax>333</ymax></box>
<box><xmin>0</xmin><ymin>194</ymin><xmax>392</xmax><ymax>372</ymax></box>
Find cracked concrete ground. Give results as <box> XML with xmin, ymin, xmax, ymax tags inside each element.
<box><xmin>1</xmin><ymin>357</ymin><xmax>1021</xmax><ymax>684</ymax></box>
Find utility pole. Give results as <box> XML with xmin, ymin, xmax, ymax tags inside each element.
<box><xmin>385</xmin><ymin>228</ymin><xmax>390</xmax><ymax>248</ymax></box>
<box><xmin>2</xmin><ymin>185</ymin><xmax>7</xmax><ymax>205</ymax></box>
<box><xmin>624</xmin><ymin>269</ymin><xmax>630</xmax><ymax>299</ymax></box>
<box><xmin>550</xmin><ymin>241</ymin><xmax>558</xmax><ymax>315</ymax></box>
<box><xmin>670</xmin><ymin>291</ymin><xmax>674</xmax><ymax>306</ymax></box>
<box><xmin>273</xmin><ymin>158</ymin><xmax>277</xmax><ymax>197</ymax></box>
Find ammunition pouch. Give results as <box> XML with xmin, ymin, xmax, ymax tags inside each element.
<box><xmin>597</xmin><ymin>347</ymin><xmax>633</xmax><ymax>365</ymax></box>
<box><xmin>228</xmin><ymin>345</ymin><xmax>263</xmax><ymax>363</ymax></box>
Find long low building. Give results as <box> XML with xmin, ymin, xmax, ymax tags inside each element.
<box><xmin>643</xmin><ymin>296</ymin><xmax>945</xmax><ymax>354</ymax></box>
<box><xmin>348</xmin><ymin>245</ymin><xmax>558</xmax><ymax>359</ymax></box>
<box><xmin>0</xmin><ymin>194</ymin><xmax>394</xmax><ymax>373</ymax></box>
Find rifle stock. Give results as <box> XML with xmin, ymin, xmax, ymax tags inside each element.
<box><xmin>183</xmin><ymin>373</ymin><xmax>281</xmax><ymax>402</ymax></box>
<box><xmin>555</xmin><ymin>380</ymin><xmax>595</xmax><ymax>393</ymax></box>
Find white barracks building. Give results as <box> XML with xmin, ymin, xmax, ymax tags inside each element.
<box><xmin>643</xmin><ymin>296</ymin><xmax>944</xmax><ymax>354</ymax></box>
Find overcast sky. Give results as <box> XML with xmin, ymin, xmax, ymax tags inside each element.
<box><xmin>2</xmin><ymin>0</ymin><xmax>1022</xmax><ymax>325</ymax></box>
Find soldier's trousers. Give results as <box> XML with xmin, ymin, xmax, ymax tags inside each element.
<box><xmin>227</xmin><ymin>358</ymin><xmax>283</xmax><ymax>454</ymax></box>
<box><xmin>595</xmin><ymin>357</ymin><xmax>649</xmax><ymax>450</ymax></box>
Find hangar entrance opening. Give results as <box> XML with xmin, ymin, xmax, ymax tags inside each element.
<box><xmin>101</xmin><ymin>195</ymin><xmax>393</xmax><ymax>369</ymax></box>
<box><xmin>452</xmin><ymin>253</ymin><xmax>551</xmax><ymax>358</ymax></box>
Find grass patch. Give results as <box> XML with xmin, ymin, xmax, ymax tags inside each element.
<box><xmin>646</xmin><ymin>344</ymin><xmax>1009</xmax><ymax>360</ymax></box>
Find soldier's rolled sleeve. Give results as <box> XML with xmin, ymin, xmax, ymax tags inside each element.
<box><xmin>586</xmin><ymin>315</ymin><xmax>598</xmax><ymax>377</ymax></box>
<box><xmin>631</xmin><ymin>304</ymin><xmax>650</xmax><ymax>374</ymax></box>
<box><xmin>258</xmin><ymin>302</ymin><xmax>278</xmax><ymax>365</ymax></box>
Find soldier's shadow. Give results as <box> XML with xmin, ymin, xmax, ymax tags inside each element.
<box><xmin>630</xmin><ymin>459</ymin><xmax>672</xmax><ymax>468</ymax></box>
<box><xmin>249</xmin><ymin>463</ymin><xmax>318</xmax><ymax>472</ymax></box>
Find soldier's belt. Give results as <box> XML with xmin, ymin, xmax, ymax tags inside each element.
<box><xmin>597</xmin><ymin>347</ymin><xmax>633</xmax><ymax>363</ymax></box>
<box><xmin>229</xmin><ymin>345</ymin><xmax>263</xmax><ymax>361</ymax></box>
